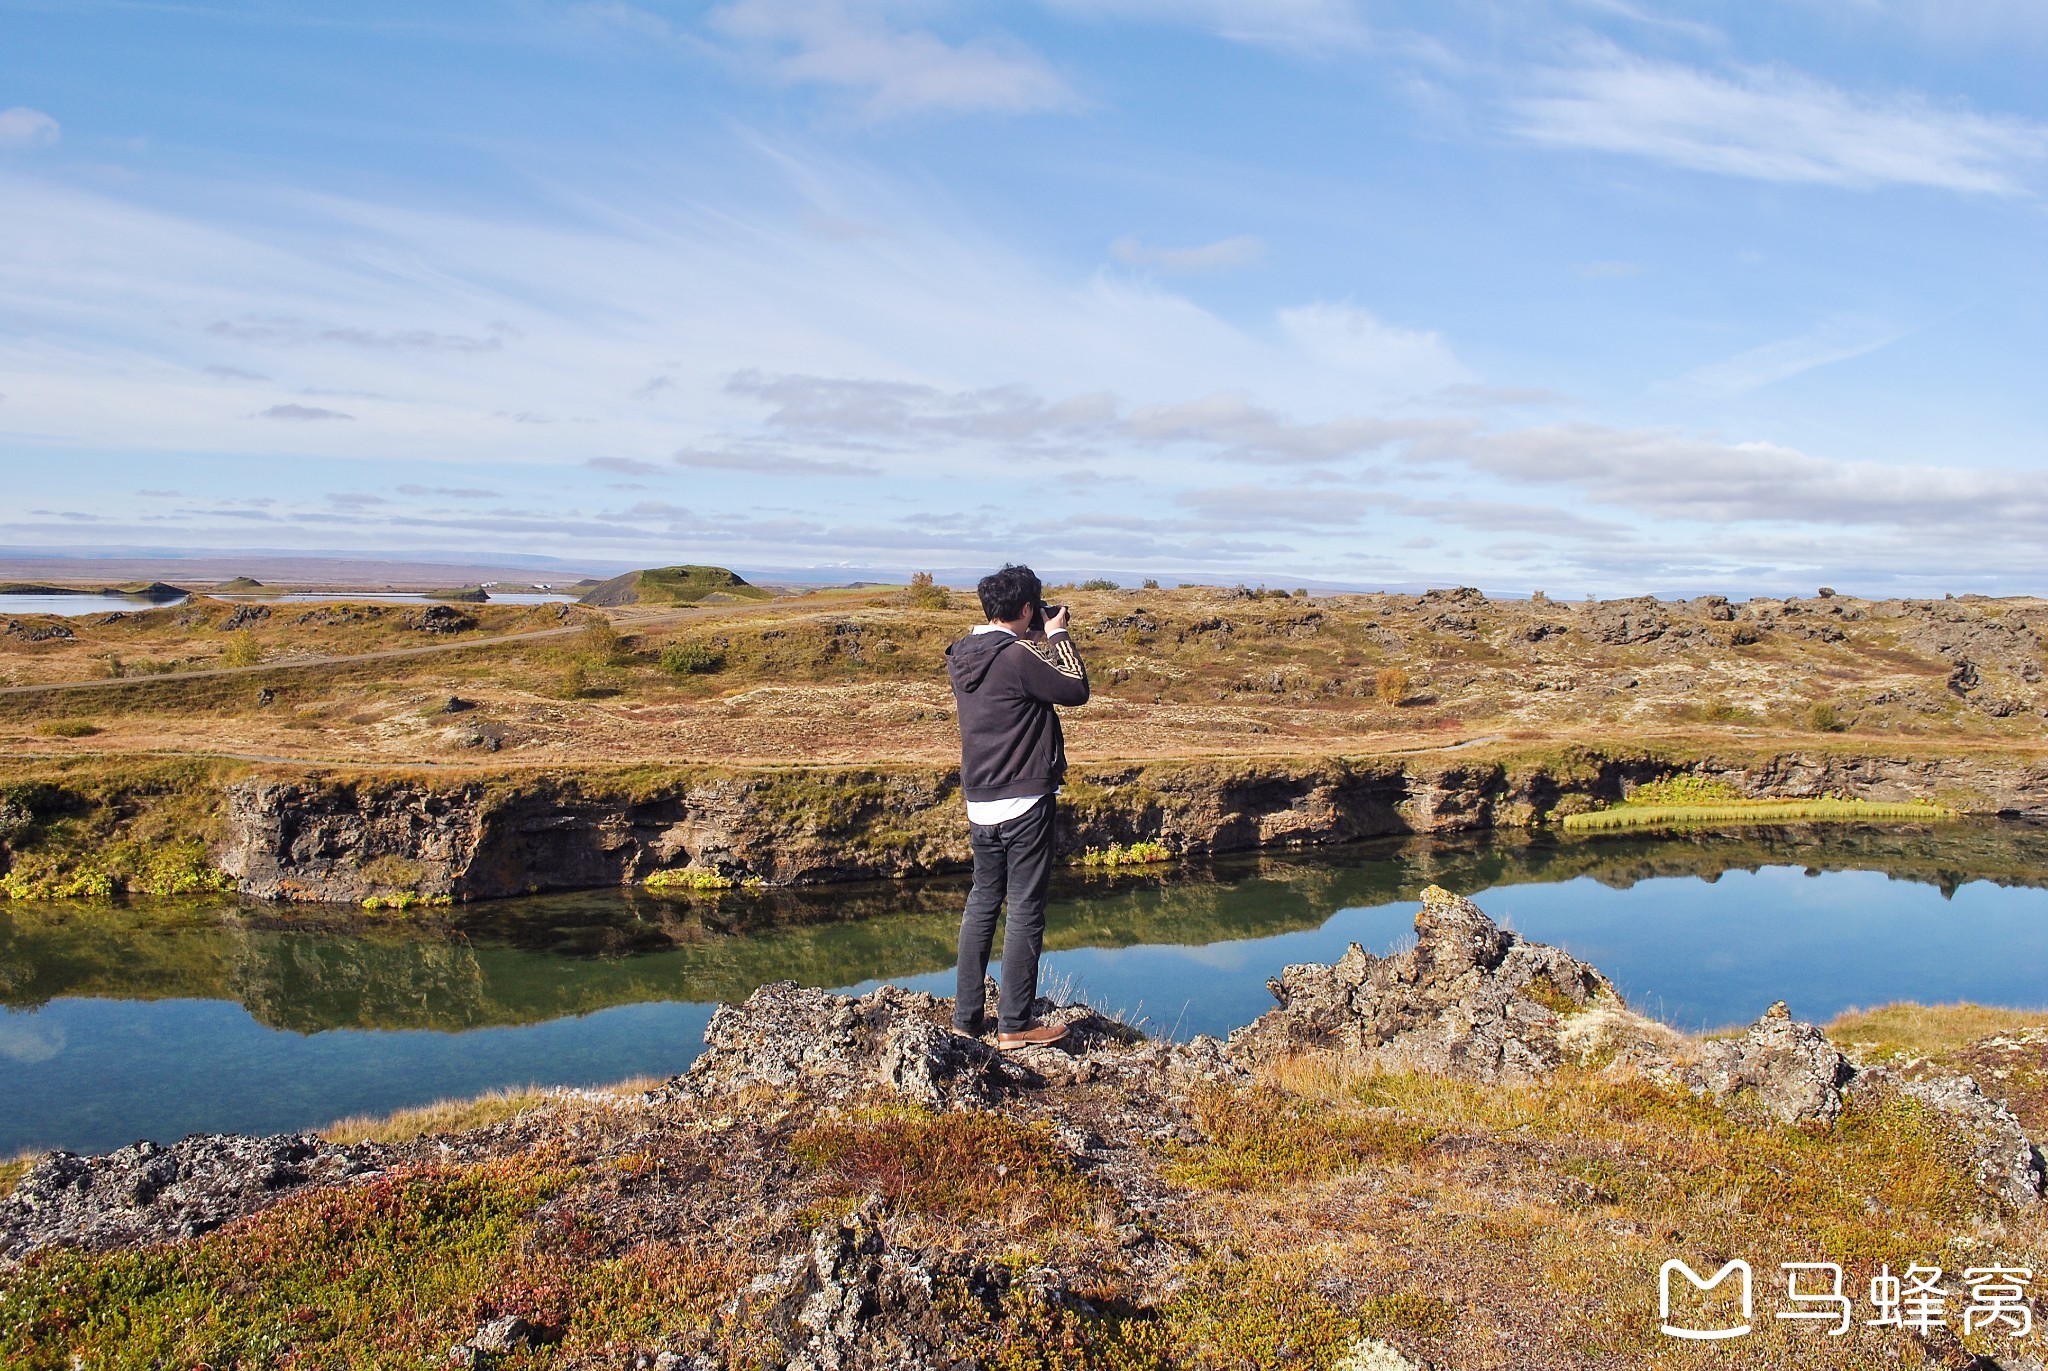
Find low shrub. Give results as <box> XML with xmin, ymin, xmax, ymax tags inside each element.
<box><xmin>1374</xmin><ymin>665</ymin><xmax>1410</xmax><ymax>706</ymax></box>
<box><xmin>580</xmin><ymin>620</ymin><xmax>625</xmax><ymax>664</ymax></box>
<box><xmin>32</xmin><ymin>719</ymin><xmax>99</xmax><ymax>738</ymax></box>
<box><xmin>221</xmin><ymin>630</ymin><xmax>262</xmax><ymax>668</ymax></box>
<box><xmin>903</xmin><ymin>572</ymin><xmax>951</xmax><ymax>610</ymax></box>
<box><xmin>659</xmin><ymin>642</ymin><xmax>725</xmax><ymax>676</ymax></box>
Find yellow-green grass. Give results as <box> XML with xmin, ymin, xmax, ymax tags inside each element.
<box><xmin>318</xmin><ymin>1078</ymin><xmax>663</xmax><ymax>1145</ymax></box>
<box><xmin>1562</xmin><ymin>797</ymin><xmax>1955</xmax><ymax>831</ymax></box>
<box><xmin>0</xmin><ymin>1149</ymin><xmax>40</xmax><ymax>1198</ymax></box>
<box><xmin>1826</xmin><ymin>1001</ymin><xmax>2048</xmax><ymax>1063</ymax></box>
<box><xmin>1165</xmin><ymin>1085</ymin><xmax>1437</xmax><ymax>1190</ymax></box>
<box><xmin>319</xmin><ymin>1088</ymin><xmax>555</xmax><ymax>1145</ymax></box>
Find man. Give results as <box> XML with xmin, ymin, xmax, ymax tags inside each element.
<box><xmin>944</xmin><ymin>564</ymin><xmax>1090</xmax><ymax>1050</ymax></box>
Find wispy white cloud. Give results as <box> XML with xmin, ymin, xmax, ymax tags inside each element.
<box><xmin>0</xmin><ymin>107</ymin><xmax>59</xmax><ymax>150</ymax></box>
<box><xmin>1512</xmin><ymin>53</ymin><xmax>2048</xmax><ymax>193</ymax></box>
<box><xmin>708</xmin><ymin>0</ymin><xmax>1080</xmax><ymax>120</ymax></box>
<box><xmin>1408</xmin><ymin>421</ymin><xmax>2048</xmax><ymax>533</ymax></box>
<box><xmin>1683</xmin><ymin>315</ymin><xmax>1914</xmax><ymax>395</ymax></box>
<box><xmin>207</xmin><ymin>317</ymin><xmax>508</xmax><ymax>352</ymax></box>
<box><xmin>1037</xmin><ymin>0</ymin><xmax>1370</xmax><ymax>53</ymax></box>
<box><xmin>673</xmin><ymin>444</ymin><xmax>879</xmax><ymax>476</ymax></box>
<box><xmin>1109</xmin><ymin>233</ymin><xmax>1264</xmax><ymax>274</ymax></box>
<box><xmin>255</xmin><ymin>403</ymin><xmax>353</xmax><ymax>421</ymax></box>
<box><xmin>1277</xmin><ymin>302</ymin><xmax>1470</xmax><ymax>395</ymax></box>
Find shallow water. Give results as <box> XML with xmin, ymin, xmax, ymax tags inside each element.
<box><xmin>0</xmin><ymin>593</ymin><xmax>189</xmax><ymax>616</ymax></box>
<box><xmin>5</xmin><ymin>822</ymin><xmax>2048</xmax><ymax>1155</ymax></box>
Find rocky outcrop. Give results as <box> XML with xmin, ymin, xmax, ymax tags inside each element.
<box><xmin>0</xmin><ymin>1133</ymin><xmax>390</xmax><ymax>1259</ymax></box>
<box><xmin>1681</xmin><ymin>999</ymin><xmax>1856</xmax><ymax>1126</ymax></box>
<box><xmin>666</xmin><ymin>979</ymin><xmax>1239</xmax><ymax>1112</ymax></box>
<box><xmin>1227</xmin><ymin>884</ymin><xmax>1633</xmax><ymax>1080</ymax></box>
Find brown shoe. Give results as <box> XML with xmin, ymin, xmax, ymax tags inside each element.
<box><xmin>997</xmin><ymin>1021</ymin><xmax>1069</xmax><ymax>1052</ymax></box>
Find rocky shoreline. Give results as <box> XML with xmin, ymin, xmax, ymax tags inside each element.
<box><xmin>205</xmin><ymin>744</ymin><xmax>2048</xmax><ymax>904</ymax></box>
<box><xmin>5</xmin><ymin>886</ymin><xmax>2043</xmax><ymax>1369</ymax></box>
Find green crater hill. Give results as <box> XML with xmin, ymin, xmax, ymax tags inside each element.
<box><xmin>577</xmin><ymin>564</ymin><xmax>772</xmax><ymax>607</ymax></box>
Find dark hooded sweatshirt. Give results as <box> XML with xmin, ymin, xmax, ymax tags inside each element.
<box><xmin>945</xmin><ymin>628</ymin><xmax>1090</xmax><ymax>803</ymax></box>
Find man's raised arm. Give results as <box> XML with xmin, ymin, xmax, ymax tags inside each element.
<box><xmin>1016</xmin><ymin>626</ymin><xmax>1089</xmax><ymax>706</ymax></box>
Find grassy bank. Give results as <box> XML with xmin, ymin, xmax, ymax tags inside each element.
<box><xmin>1562</xmin><ymin>797</ymin><xmax>1957</xmax><ymax>830</ymax></box>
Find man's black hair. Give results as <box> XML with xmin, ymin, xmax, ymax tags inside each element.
<box><xmin>977</xmin><ymin>564</ymin><xmax>1042</xmax><ymax>622</ymax></box>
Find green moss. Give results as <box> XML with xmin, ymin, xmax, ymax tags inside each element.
<box><xmin>0</xmin><ymin>840</ymin><xmax>232</xmax><ymax>901</ymax></box>
<box><xmin>1077</xmin><ymin>841</ymin><xmax>1174</xmax><ymax>868</ymax></box>
<box><xmin>643</xmin><ymin>868</ymin><xmax>759</xmax><ymax>894</ymax></box>
<box><xmin>359</xmin><ymin>891</ymin><xmax>453</xmax><ymax>911</ymax></box>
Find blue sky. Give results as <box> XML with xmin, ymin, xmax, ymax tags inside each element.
<box><xmin>2</xmin><ymin>0</ymin><xmax>2046</xmax><ymax>593</ymax></box>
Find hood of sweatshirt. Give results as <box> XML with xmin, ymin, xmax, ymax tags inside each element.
<box><xmin>945</xmin><ymin>630</ymin><xmax>1014</xmax><ymax>694</ymax></box>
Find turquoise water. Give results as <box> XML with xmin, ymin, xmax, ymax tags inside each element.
<box><xmin>5</xmin><ymin>823</ymin><xmax>2047</xmax><ymax>1156</ymax></box>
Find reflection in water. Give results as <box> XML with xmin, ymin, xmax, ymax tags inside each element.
<box><xmin>5</xmin><ymin>822</ymin><xmax>2048</xmax><ymax>1155</ymax></box>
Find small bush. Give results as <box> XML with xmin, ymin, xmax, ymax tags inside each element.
<box><xmin>659</xmin><ymin>641</ymin><xmax>725</xmax><ymax>676</ymax></box>
<box><xmin>557</xmin><ymin>661</ymin><xmax>588</xmax><ymax>698</ymax></box>
<box><xmin>1079</xmin><ymin>578</ymin><xmax>1119</xmax><ymax>591</ymax></box>
<box><xmin>33</xmin><ymin>720</ymin><xmax>99</xmax><ymax>738</ymax></box>
<box><xmin>580</xmin><ymin>619</ymin><xmax>625</xmax><ymax>664</ymax></box>
<box><xmin>1807</xmin><ymin>699</ymin><xmax>1845</xmax><ymax>732</ymax></box>
<box><xmin>1141</xmin><ymin>578</ymin><xmax>1159</xmax><ymax>590</ymax></box>
<box><xmin>903</xmin><ymin>572</ymin><xmax>950</xmax><ymax>610</ymax></box>
<box><xmin>1374</xmin><ymin>665</ymin><xmax>1410</xmax><ymax>706</ymax></box>
<box><xmin>221</xmin><ymin>630</ymin><xmax>262</xmax><ymax>668</ymax></box>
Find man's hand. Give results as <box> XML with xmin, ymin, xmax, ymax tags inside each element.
<box><xmin>1044</xmin><ymin>603</ymin><xmax>1070</xmax><ymax>634</ymax></box>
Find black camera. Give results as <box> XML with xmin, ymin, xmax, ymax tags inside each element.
<box><xmin>1029</xmin><ymin>601</ymin><xmax>1067</xmax><ymax>632</ymax></box>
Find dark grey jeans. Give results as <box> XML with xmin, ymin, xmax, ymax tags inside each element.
<box><xmin>953</xmin><ymin>796</ymin><xmax>1055</xmax><ymax>1034</ymax></box>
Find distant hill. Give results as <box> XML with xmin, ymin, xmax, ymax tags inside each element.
<box><xmin>578</xmin><ymin>565</ymin><xmax>772</xmax><ymax>607</ymax></box>
<box><xmin>215</xmin><ymin>577</ymin><xmax>265</xmax><ymax>591</ymax></box>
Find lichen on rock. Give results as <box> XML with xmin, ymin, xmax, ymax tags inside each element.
<box><xmin>0</xmin><ymin>1132</ymin><xmax>391</xmax><ymax>1260</ymax></box>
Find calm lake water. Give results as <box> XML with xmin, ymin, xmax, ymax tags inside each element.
<box><xmin>0</xmin><ymin>591</ymin><xmax>574</xmax><ymax>618</ymax></box>
<box><xmin>6</xmin><ymin>822</ymin><xmax>2048</xmax><ymax>1156</ymax></box>
<box><xmin>0</xmin><ymin>593</ymin><xmax>190</xmax><ymax>616</ymax></box>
